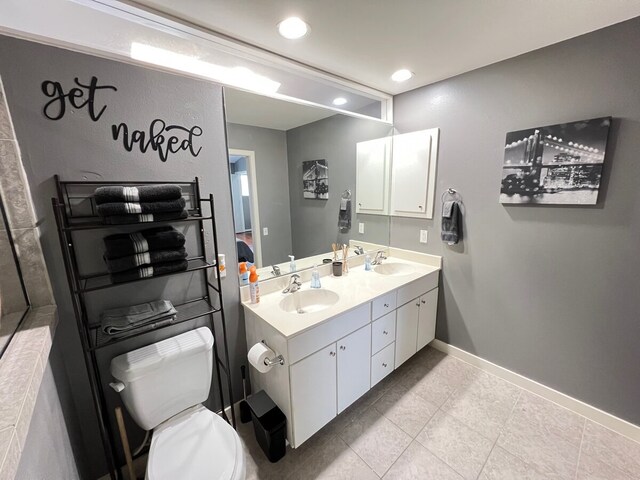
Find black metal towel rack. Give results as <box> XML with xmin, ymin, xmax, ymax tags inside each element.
<box><xmin>51</xmin><ymin>175</ymin><xmax>235</xmax><ymax>480</ymax></box>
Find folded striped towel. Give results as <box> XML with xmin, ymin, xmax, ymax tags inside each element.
<box><xmin>94</xmin><ymin>185</ymin><xmax>183</xmax><ymax>205</ymax></box>
<box><xmin>100</xmin><ymin>300</ymin><xmax>177</xmax><ymax>336</ymax></box>
<box><xmin>105</xmin><ymin>247</ymin><xmax>187</xmax><ymax>273</ymax></box>
<box><xmin>96</xmin><ymin>198</ymin><xmax>186</xmax><ymax>216</ymax></box>
<box><xmin>110</xmin><ymin>259</ymin><xmax>189</xmax><ymax>284</ymax></box>
<box><xmin>103</xmin><ymin>227</ymin><xmax>185</xmax><ymax>259</ymax></box>
<box><xmin>102</xmin><ymin>209</ymin><xmax>188</xmax><ymax>225</ymax></box>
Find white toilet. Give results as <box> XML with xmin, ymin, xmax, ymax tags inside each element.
<box><xmin>110</xmin><ymin>327</ymin><xmax>246</xmax><ymax>480</ymax></box>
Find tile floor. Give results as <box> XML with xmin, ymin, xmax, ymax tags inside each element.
<box><xmin>238</xmin><ymin>346</ymin><xmax>640</xmax><ymax>480</ymax></box>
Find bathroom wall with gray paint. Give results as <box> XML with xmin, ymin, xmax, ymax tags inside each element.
<box><xmin>286</xmin><ymin>114</ymin><xmax>393</xmax><ymax>258</ymax></box>
<box><xmin>392</xmin><ymin>17</ymin><xmax>640</xmax><ymax>425</ymax></box>
<box><xmin>16</xmin><ymin>343</ymin><xmax>84</xmax><ymax>479</ymax></box>
<box><xmin>226</xmin><ymin>122</ymin><xmax>293</xmax><ymax>267</ymax></box>
<box><xmin>0</xmin><ymin>35</ymin><xmax>244</xmax><ymax>478</ymax></box>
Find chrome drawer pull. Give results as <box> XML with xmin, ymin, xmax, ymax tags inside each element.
<box><xmin>382</xmin><ymin>363</ymin><xmax>388</xmax><ymax>368</ymax></box>
<box><xmin>383</xmin><ymin>330</ymin><xmax>388</xmax><ymax>335</ymax></box>
<box><xmin>330</xmin><ymin>351</ymin><xmax>336</xmax><ymax>357</ymax></box>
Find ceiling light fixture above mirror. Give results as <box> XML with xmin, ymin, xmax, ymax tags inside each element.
<box><xmin>391</xmin><ymin>69</ymin><xmax>413</xmax><ymax>82</ymax></box>
<box><xmin>332</xmin><ymin>97</ymin><xmax>348</xmax><ymax>106</ymax></box>
<box><xmin>130</xmin><ymin>43</ymin><xmax>281</xmax><ymax>95</ymax></box>
<box><xmin>278</xmin><ymin>17</ymin><xmax>309</xmax><ymax>39</ymax></box>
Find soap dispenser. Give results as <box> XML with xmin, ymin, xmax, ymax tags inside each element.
<box><xmin>310</xmin><ymin>264</ymin><xmax>321</xmax><ymax>289</ymax></box>
<box><xmin>365</xmin><ymin>254</ymin><xmax>372</xmax><ymax>271</ymax></box>
<box><xmin>288</xmin><ymin>255</ymin><xmax>296</xmax><ymax>273</ymax></box>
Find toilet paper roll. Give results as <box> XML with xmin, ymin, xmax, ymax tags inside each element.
<box><xmin>248</xmin><ymin>342</ymin><xmax>275</xmax><ymax>373</ymax></box>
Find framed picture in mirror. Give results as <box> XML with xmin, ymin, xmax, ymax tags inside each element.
<box><xmin>303</xmin><ymin>159</ymin><xmax>329</xmax><ymax>199</ymax></box>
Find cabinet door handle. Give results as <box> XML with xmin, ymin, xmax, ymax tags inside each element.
<box><xmin>418</xmin><ymin>205</ymin><xmax>423</xmax><ymax>209</ymax></box>
<box><xmin>384</xmin><ymin>303</ymin><xmax>389</xmax><ymax>308</ymax></box>
<box><xmin>421</xmin><ymin>300</ymin><xmax>426</xmax><ymax>304</ymax></box>
<box><xmin>383</xmin><ymin>330</ymin><xmax>388</xmax><ymax>335</ymax></box>
<box><xmin>339</xmin><ymin>345</ymin><xmax>346</xmax><ymax>351</ymax></box>
<box><xmin>330</xmin><ymin>351</ymin><xmax>336</xmax><ymax>357</ymax></box>
<box><xmin>382</xmin><ymin>363</ymin><xmax>388</xmax><ymax>368</ymax></box>
<box><xmin>416</xmin><ymin>302</ymin><xmax>421</xmax><ymax>307</ymax></box>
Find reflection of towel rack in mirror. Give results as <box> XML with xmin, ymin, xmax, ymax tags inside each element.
<box><xmin>342</xmin><ymin>189</ymin><xmax>352</xmax><ymax>199</ymax></box>
<box><xmin>441</xmin><ymin>188</ymin><xmax>462</xmax><ymax>203</ymax></box>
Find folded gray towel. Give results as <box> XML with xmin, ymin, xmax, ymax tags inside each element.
<box><xmin>441</xmin><ymin>201</ymin><xmax>462</xmax><ymax>245</ymax></box>
<box><xmin>102</xmin><ymin>209</ymin><xmax>188</xmax><ymax>225</ymax></box>
<box><xmin>100</xmin><ymin>300</ymin><xmax>177</xmax><ymax>335</ymax></box>
<box><xmin>94</xmin><ymin>185</ymin><xmax>183</xmax><ymax>205</ymax></box>
<box><xmin>338</xmin><ymin>198</ymin><xmax>352</xmax><ymax>231</ymax></box>
<box><xmin>110</xmin><ymin>259</ymin><xmax>189</xmax><ymax>283</ymax></box>
<box><xmin>105</xmin><ymin>247</ymin><xmax>187</xmax><ymax>273</ymax></box>
<box><xmin>97</xmin><ymin>198</ymin><xmax>186</xmax><ymax>216</ymax></box>
<box><xmin>104</xmin><ymin>227</ymin><xmax>186</xmax><ymax>259</ymax></box>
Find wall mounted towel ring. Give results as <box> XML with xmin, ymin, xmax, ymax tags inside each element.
<box><xmin>441</xmin><ymin>187</ymin><xmax>462</xmax><ymax>203</ymax></box>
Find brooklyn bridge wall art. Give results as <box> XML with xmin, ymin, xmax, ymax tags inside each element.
<box><xmin>500</xmin><ymin>117</ymin><xmax>611</xmax><ymax>205</ymax></box>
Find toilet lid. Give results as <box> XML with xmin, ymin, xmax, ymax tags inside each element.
<box><xmin>147</xmin><ymin>405</ymin><xmax>241</xmax><ymax>480</ymax></box>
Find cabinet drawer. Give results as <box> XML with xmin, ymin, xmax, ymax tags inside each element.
<box><xmin>397</xmin><ymin>272</ymin><xmax>438</xmax><ymax>306</ymax></box>
<box><xmin>371</xmin><ymin>311</ymin><xmax>396</xmax><ymax>354</ymax></box>
<box><xmin>289</xmin><ymin>303</ymin><xmax>371</xmax><ymax>364</ymax></box>
<box><xmin>372</xmin><ymin>291</ymin><xmax>397</xmax><ymax>320</ymax></box>
<box><xmin>371</xmin><ymin>342</ymin><xmax>395</xmax><ymax>387</ymax></box>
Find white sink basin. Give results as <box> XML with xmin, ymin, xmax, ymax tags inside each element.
<box><xmin>374</xmin><ymin>262</ymin><xmax>415</xmax><ymax>276</ymax></box>
<box><xmin>279</xmin><ymin>289</ymin><xmax>340</xmax><ymax>314</ymax></box>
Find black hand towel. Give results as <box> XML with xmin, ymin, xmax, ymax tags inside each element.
<box><xmin>105</xmin><ymin>247</ymin><xmax>187</xmax><ymax>273</ymax></box>
<box><xmin>110</xmin><ymin>259</ymin><xmax>189</xmax><ymax>283</ymax></box>
<box><xmin>94</xmin><ymin>185</ymin><xmax>183</xmax><ymax>205</ymax></box>
<box><xmin>104</xmin><ymin>227</ymin><xmax>185</xmax><ymax>259</ymax></box>
<box><xmin>441</xmin><ymin>201</ymin><xmax>462</xmax><ymax>245</ymax></box>
<box><xmin>96</xmin><ymin>198</ymin><xmax>186</xmax><ymax>216</ymax></box>
<box><xmin>102</xmin><ymin>209</ymin><xmax>189</xmax><ymax>225</ymax></box>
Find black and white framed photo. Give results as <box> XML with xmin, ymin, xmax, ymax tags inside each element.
<box><xmin>500</xmin><ymin>117</ymin><xmax>611</xmax><ymax>205</ymax></box>
<box><xmin>302</xmin><ymin>159</ymin><xmax>329</xmax><ymax>199</ymax></box>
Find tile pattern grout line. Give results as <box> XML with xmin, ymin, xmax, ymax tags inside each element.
<box><xmin>474</xmin><ymin>388</ymin><xmax>523</xmax><ymax>480</ymax></box>
<box><xmin>573</xmin><ymin>417</ymin><xmax>587</xmax><ymax>480</ymax></box>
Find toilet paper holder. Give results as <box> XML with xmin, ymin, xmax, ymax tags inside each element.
<box><xmin>264</xmin><ymin>354</ymin><xmax>285</xmax><ymax>366</ymax></box>
<box><xmin>261</xmin><ymin>340</ymin><xmax>285</xmax><ymax>367</ymax></box>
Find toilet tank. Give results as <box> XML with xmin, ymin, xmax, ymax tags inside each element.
<box><xmin>110</xmin><ymin>327</ymin><xmax>214</xmax><ymax>430</ymax></box>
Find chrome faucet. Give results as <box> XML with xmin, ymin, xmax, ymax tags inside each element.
<box><xmin>271</xmin><ymin>265</ymin><xmax>282</xmax><ymax>276</ymax></box>
<box><xmin>371</xmin><ymin>250</ymin><xmax>387</xmax><ymax>265</ymax></box>
<box><xmin>282</xmin><ymin>274</ymin><xmax>302</xmax><ymax>294</ymax></box>
<box><xmin>354</xmin><ymin>245</ymin><xmax>365</xmax><ymax>255</ymax></box>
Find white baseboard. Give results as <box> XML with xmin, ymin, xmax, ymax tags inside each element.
<box><xmin>430</xmin><ymin>339</ymin><xmax>640</xmax><ymax>444</ymax></box>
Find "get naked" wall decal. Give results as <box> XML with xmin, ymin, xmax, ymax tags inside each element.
<box><xmin>41</xmin><ymin>75</ymin><xmax>203</xmax><ymax>163</ymax></box>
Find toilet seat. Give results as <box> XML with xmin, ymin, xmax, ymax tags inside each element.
<box><xmin>146</xmin><ymin>405</ymin><xmax>245</xmax><ymax>480</ymax></box>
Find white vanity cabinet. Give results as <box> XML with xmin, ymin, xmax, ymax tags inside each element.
<box><xmin>417</xmin><ymin>288</ymin><xmax>438</xmax><ymax>350</ymax></box>
<box><xmin>337</xmin><ymin>324</ymin><xmax>372</xmax><ymax>413</ymax></box>
<box><xmin>290</xmin><ymin>344</ymin><xmax>337</xmax><ymax>445</ymax></box>
<box><xmin>243</xmin><ymin>268</ymin><xmax>440</xmax><ymax>449</ymax></box>
<box><xmin>356</xmin><ymin>137</ymin><xmax>392</xmax><ymax>215</ymax></box>
<box><xmin>395</xmin><ymin>299</ymin><xmax>420</xmax><ymax>367</ymax></box>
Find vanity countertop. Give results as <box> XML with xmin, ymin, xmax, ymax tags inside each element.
<box><xmin>242</xmin><ymin>255</ymin><xmax>440</xmax><ymax>339</ymax></box>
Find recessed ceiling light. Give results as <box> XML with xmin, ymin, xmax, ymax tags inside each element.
<box><xmin>332</xmin><ymin>97</ymin><xmax>347</xmax><ymax>106</ymax></box>
<box><xmin>391</xmin><ymin>69</ymin><xmax>413</xmax><ymax>82</ymax></box>
<box><xmin>278</xmin><ymin>17</ymin><xmax>309</xmax><ymax>39</ymax></box>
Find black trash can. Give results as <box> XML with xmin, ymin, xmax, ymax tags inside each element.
<box><xmin>246</xmin><ymin>390</ymin><xmax>287</xmax><ymax>463</ymax></box>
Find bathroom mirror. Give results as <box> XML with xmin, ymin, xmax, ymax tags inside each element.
<box><xmin>224</xmin><ymin>87</ymin><xmax>394</xmax><ymax>282</ymax></box>
<box><xmin>0</xmin><ymin>195</ymin><xmax>30</xmax><ymax>357</ymax></box>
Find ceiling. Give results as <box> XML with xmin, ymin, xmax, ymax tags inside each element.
<box><xmin>224</xmin><ymin>88</ymin><xmax>337</xmax><ymax>130</ymax></box>
<box><xmin>130</xmin><ymin>0</ymin><xmax>640</xmax><ymax>95</ymax></box>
